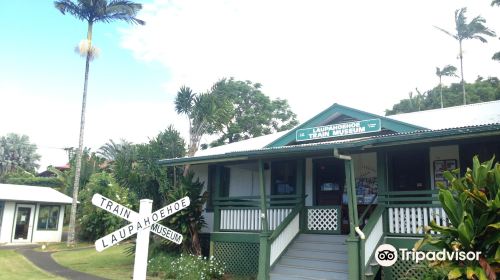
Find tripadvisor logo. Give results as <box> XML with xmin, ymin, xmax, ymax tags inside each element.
<box><xmin>374</xmin><ymin>244</ymin><xmax>481</xmax><ymax>267</ymax></box>
<box><xmin>375</xmin><ymin>244</ymin><xmax>398</xmax><ymax>267</ymax></box>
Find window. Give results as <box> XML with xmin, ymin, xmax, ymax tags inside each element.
<box><xmin>389</xmin><ymin>148</ymin><xmax>429</xmax><ymax>191</ymax></box>
<box><xmin>37</xmin><ymin>205</ymin><xmax>60</xmax><ymax>230</ymax></box>
<box><xmin>271</xmin><ymin>160</ymin><xmax>297</xmax><ymax>195</ymax></box>
<box><xmin>206</xmin><ymin>165</ymin><xmax>230</xmax><ymax>212</ymax></box>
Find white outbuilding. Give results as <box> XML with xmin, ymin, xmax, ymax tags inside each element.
<box><xmin>0</xmin><ymin>184</ymin><xmax>72</xmax><ymax>243</ymax></box>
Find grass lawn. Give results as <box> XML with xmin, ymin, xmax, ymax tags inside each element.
<box><xmin>34</xmin><ymin>242</ymin><xmax>94</xmax><ymax>252</ymax></box>
<box><xmin>0</xmin><ymin>250</ymin><xmax>64</xmax><ymax>280</ymax></box>
<box><xmin>52</xmin><ymin>243</ymin><xmax>160</xmax><ymax>280</ymax></box>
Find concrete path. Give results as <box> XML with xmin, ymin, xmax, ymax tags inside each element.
<box><xmin>17</xmin><ymin>247</ymin><xmax>107</xmax><ymax>280</ymax></box>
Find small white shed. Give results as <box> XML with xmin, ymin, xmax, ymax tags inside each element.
<box><xmin>0</xmin><ymin>183</ymin><xmax>72</xmax><ymax>243</ymax></box>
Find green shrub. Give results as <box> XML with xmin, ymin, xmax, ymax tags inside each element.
<box><xmin>78</xmin><ymin>172</ymin><xmax>136</xmax><ymax>241</ymax></box>
<box><xmin>415</xmin><ymin>155</ymin><xmax>500</xmax><ymax>280</ymax></box>
<box><xmin>162</xmin><ymin>172</ymin><xmax>207</xmax><ymax>255</ymax></box>
<box><xmin>3</xmin><ymin>176</ymin><xmax>64</xmax><ymax>188</ymax></box>
<box><xmin>154</xmin><ymin>254</ymin><xmax>225</xmax><ymax>280</ymax></box>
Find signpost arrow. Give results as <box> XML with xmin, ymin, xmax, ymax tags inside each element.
<box><xmin>91</xmin><ymin>194</ymin><xmax>183</xmax><ymax>245</ymax></box>
<box><xmin>91</xmin><ymin>193</ymin><xmax>190</xmax><ymax>280</ymax></box>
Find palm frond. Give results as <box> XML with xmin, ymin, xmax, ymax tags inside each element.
<box><xmin>492</xmin><ymin>51</ymin><xmax>500</xmax><ymax>61</ymax></box>
<box><xmin>95</xmin><ymin>0</ymin><xmax>145</xmax><ymax>25</ymax></box>
<box><xmin>433</xmin><ymin>25</ymin><xmax>457</xmax><ymax>40</ymax></box>
<box><xmin>175</xmin><ymin>86</ymin><xmax>194</xmax><ymax>115</ymax></box>
<box><xmin>441</xmin><ymin>65</ymin><xmax>458</xmax><ymax>77</ymax></box>
<box><xmin>54</xmin><ymin>0</ymin><xmax>145</xmax><ymax>25</ymax></box>
<box><xmin>54</xmin><ymin>0</ymin><xmax>88</xmax><ymax>21</ymax></box>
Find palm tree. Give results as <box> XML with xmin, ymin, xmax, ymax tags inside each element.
<box><xmin>435</xmin><ymin>65</ymin><xmax>458</xmax><ymax>108</ymax></box>
<box><xmin>175</xmin><ymin>85</ymin><xmax>232</xmax><ymax>176</ymax></box>
<box><xmin>434</xmin><ymin>7</ymin><xmax>495</xmax><ymax>105</ymax></box>
<box><xmin>54</xmin><ymin>0</ymin><xmax>144</xmax><ymax>246</ymax></box>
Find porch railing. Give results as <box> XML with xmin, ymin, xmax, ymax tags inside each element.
<box><xmin>214</xmin><ymin>195</ymin><xmax>302</xmax><ymax>232</ymax></box>
<box><xmin>269</xmin><ymin>203</ymin><xmax>303</xmax><ymax>266</ymax></box>
<box><xmin>220</xmin><ymin>208</ymin><xmax>292</xmax><ymax>231</ymax></box>
<box><xmin>379</xmin><ymin>190</ymin><xmax>445</xmax><ymax>235</ymax></box>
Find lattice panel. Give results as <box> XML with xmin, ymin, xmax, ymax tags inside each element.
<box><xmin>213</xmin><ymin>241</ymin><xmax>259</xmax><ymax>276</ymax></box>
<box><xmin>307</xmin><ymin>207</ymin><xmax>339</xmax><ymax>231</ymax></box>
<box><xmin>383</xmin><ymin>260</ymin><xmax>428</xmax><ymax>280</ymax></box>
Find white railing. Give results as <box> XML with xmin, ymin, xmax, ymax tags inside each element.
<box><xmin>388</xmin><ymin>206</ymin><xmax>447</xmax><ymax>234</ymax></box>
<box><xmin>270</xmin><ymin>213</ymin><xmax>300</xmax><ymax>266</ymax></box>
<box><xmin>220</xmin><ymin>208</ymin><xmax>292</xmax><ymax>231</ymax></box>
<box><xmin>364</xmin><ymin>213</ymin><xmax>384</xmax><ymax>266</ymax></box>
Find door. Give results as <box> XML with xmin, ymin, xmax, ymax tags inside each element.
<box><xmin>13</xmin><ymin>204</ymin><xmax>35</xmax><ymax>242</ymax></box>
<box><xmin>314</xmin><ymin>158</ymin><xmax>345</xmax><ymax>205</ymax></box>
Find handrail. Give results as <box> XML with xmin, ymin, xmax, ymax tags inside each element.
<box><xmin>214</xmin><ymin>195</ymin><xmax>306</xmax><ymax>207</ymax></box>
<box><xmin>359</xmin><ymin>204</ymin><xmax>386</xmax><ymax>277</ymax></box>
<box><xmin>378</xmin><ymin>190</ymin><xmax>438</xmax><ymax>196</ymax></box>
<box><xmin>214</xmin><ymin>194</ymin><xmax>303</xmax><ymax>201</ymax></box>
<box><xmin>358</xmin><ymin>194</ymin><xmax>378</xmax><ymax>228</ymax></box>
<box><xmin>269</xmin><ymin>203</ymin><xmax>303</xmax><ymax>242</ymax></box>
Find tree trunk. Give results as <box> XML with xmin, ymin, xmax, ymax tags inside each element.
<box><xmin>459</xmin><ymin>41</ymin><xmax>466</xmax><ymax>105</ymax></box>
<box><xmin>67</xmin><ymin>21</ymin><xmax>93</xmax><ymax>246</ymax></box>
<box><xmin>439</xmin><ymin>76</ymin><xmax>443</xmax><ymax>108</ymax></box>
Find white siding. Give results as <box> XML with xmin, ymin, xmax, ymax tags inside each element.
<box><xmin>32</xmin><ymin>204</ymin><xmax>65</xmax><ymax>243</ymax></box>
<box><xmin>0</xmin><ymin>202</ymin><xmax>15</xmax><ymax>243</ymax></box>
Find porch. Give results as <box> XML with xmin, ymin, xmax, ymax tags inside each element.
<box><xmin>205</xmin><ymin>154</ymin><xmax>445</xmax><ymax>280</ymax></box>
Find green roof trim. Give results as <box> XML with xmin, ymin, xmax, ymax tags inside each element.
<box><xmin>265</xmin><ymin>103</ymin><xmax>426</xmax><ymax>148</ymax></box>
<box><xmin>158</xmin><ymin>123</ymin><xmax>500</xmax><ymax>166</ymax></box>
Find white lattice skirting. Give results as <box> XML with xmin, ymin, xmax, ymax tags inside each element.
<box><xmin>307</xmin><ymin>208</ymin><xmax>339</xmax><ymax>231</ymax></box>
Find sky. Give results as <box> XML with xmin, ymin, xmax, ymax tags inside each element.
<box><xmin>1</xmin><ymin>0</ymin><xmax>500</xmax><ymax>171</ymax></box>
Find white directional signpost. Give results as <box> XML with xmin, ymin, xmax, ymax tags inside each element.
<box><xmin>92</xmin><ymin>193</ymin><xmax>190</xmax><ymax>280</ymax></box>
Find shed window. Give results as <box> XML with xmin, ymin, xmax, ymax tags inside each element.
<box><xmin>37</xmin><ymin>205</ymin><xmax>59</xmax><ymax>230</ymax></box>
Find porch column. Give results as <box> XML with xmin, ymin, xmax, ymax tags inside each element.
<box><xmin>345</xmin><ymin>159</ymin><xmax>359</xmax><ymax>234</ymax></box>
<box><xmin>258</xmin><ymin>159</ymin><xmax>271</xmax><ymax>280</ymax></box>
<box><xmin>345</xmin><ymin>159</ymin><xmax>361</xmax><ymax>280</ymax></box>
<box><xmin>213</xmin><ymin>166</ymin><xmax>222</xmax><ymax>232</ymax></box>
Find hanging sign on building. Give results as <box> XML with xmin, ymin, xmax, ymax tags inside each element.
<box><xmin>296</xmin><ymin>118</ymin><xmax>381</xmax><ymax>142</ymax></box>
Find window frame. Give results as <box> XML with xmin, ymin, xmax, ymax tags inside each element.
<box><xmin>271</xmin><ymin>160</ymin><xmax>298</xmax><ymax>195</ymax></box>
<box><xmin>37</xmin><ymin>205</ymin><xmax>60</xmax><ymax>231</ymax></box>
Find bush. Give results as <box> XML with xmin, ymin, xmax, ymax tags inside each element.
<box><xmin>0</xmin><ymin>168</ymin><xmax>64</xmax><ymax>189</ymax></box>
<box><xmin>150</xmin><ymin>254</ymin><xmax>226</xmax><ymax>280</ymax></box>
<box><xmin>414</xmin><ymin>156</ymin><xmax>500</xmax><ymax>280</ymax></box>
<box><xmin>78</xmin><ymin>172</ymin><xmax>136</xmax><ymax>241</ymax></box>
<box><xmin>162</xmin><ymin>172</ymin><xmax>207</xmax><ymax>255</ymax></box>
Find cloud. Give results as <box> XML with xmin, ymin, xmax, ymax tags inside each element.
<box><xmin>121</xmin><ymin>0</ymin><xmax>500</xmax><ymax>119</ymax></box>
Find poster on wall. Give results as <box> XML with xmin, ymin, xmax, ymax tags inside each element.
<box><xmin>433</xmin><ymin>159</ymin><xmax>457</xmax><ymax>187</ymax></box>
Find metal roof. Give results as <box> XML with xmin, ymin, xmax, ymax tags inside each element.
<box><xmin>0</xmin><ymin>184</ymin><xmax>73</xmax><ymax>204</ymax></box>
<box><xmin>159</xmin><ymin>123</ymin><xmax>500</xmax><ymax>166</ymax></box>
<box><xmin>387</xmin><ymin>100</ymin><xmax>500</xmax><ymax>129</ymax></box>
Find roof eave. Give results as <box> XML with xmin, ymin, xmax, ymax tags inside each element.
<box><xmin>159</xmin><ymin>124</ymin><xmax>500</xmax><ymax>166</ymax></box>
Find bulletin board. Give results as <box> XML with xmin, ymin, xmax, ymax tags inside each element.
<box><xmin>433</xmin><ymin>159</ymin><xmax>457</xmax><ymax>187</ymax></box>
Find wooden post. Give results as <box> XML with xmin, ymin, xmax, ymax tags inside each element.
<box><xmin>345</xmin><ymin>159</ymin><xmax>359</xmax><ymax>236</ymax></box>
<box><xmin>257</xmin><ymin>159</ymin><xmax>270</xmax><ymax>280</ymax></box>
<box><xmin>345</xmin><ymin>159</ymin><xmax>361</xmax><ymax>280</ymax></box>
<box><xmin>213</xmin><ymin>166</ymin><xmax>222</xmax><ymax>232</ymax></box>
<box><xmin>133</xmin><ymin>199</ymin><xmax>153</xmax><ymax>280</ymax></box>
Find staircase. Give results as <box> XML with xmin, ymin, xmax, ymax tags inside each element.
<box><xmin>270</xmin><ymin>234</ymin><xmax>349</xmax><ymax>280</ymax></box>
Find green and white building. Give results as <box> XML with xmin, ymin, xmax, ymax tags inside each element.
<box><xmin>160</xmin><ymin>101</ymin><xmax>500</xmax><ymax>280</ymax></box>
